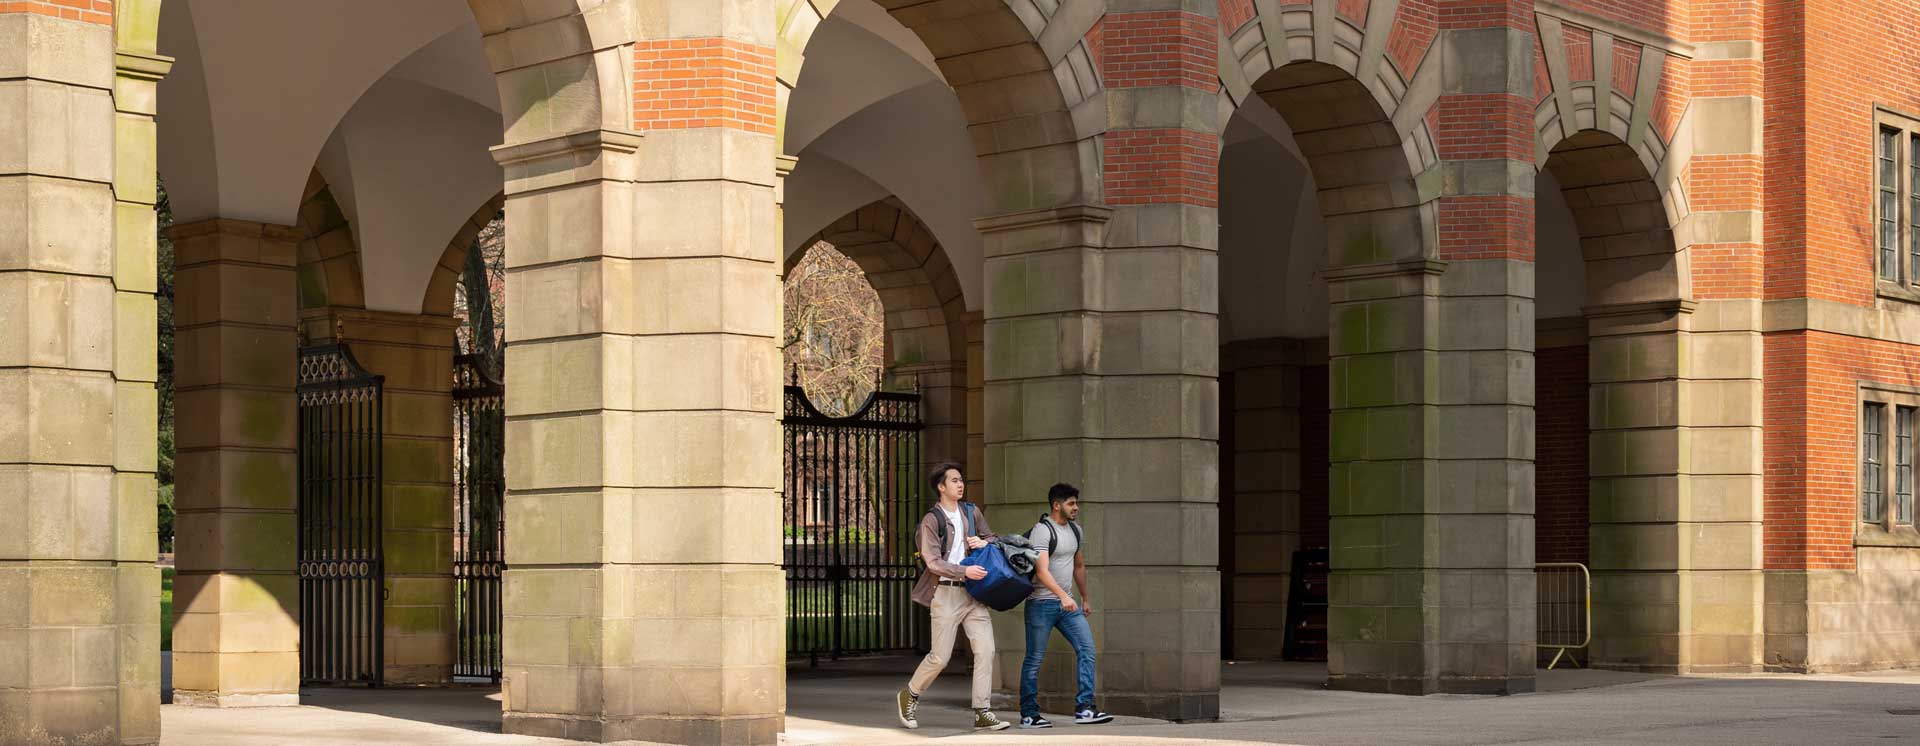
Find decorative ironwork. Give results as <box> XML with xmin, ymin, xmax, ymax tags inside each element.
<box><xmin>783</xmin><ymin>383</ymin><xmax>927</xmax><ymax>662</ymax></box>
<box><xmin>297</xmin><ymin>343</ymin><xmax>385</xmax><ymax>687</ymax></box>
<box><xmin>452</xmin><ymin>353</ymin><xmax>505</xmax><ymax>681</ymax></box>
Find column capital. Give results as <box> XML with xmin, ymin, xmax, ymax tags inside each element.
<box><xmin>973</xmin><ymin>204</ymin><xmax>1113</xmax><ymax>233</ymax></box>
<box><xmin>113</xmin><ymin>50</ymin><xmax>173</xmax><ymax>81</ymax></box>
<box><xmin>491</xmin><ymin>128</ymin><xmax>644</xmax><ymax>195</ymax></box>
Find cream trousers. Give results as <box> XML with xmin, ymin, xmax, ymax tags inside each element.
<box><xmin>907</xmin><ymin>585</ymin><xmax>995</xmax><ymax>709</ymax></box>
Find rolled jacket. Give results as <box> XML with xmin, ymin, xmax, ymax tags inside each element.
<box><xmin>995</xmin><ymin>533</ymin><xmax>1040</xmax><ymax>577</ymax></box>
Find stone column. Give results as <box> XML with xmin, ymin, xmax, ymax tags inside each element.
<box><xmin>1</xmin><ymin>6</ymin><xmax>163</xmax><ymax>743</ymax></box>
<box><xmin>299</xmin><ymin>309</ymin><xmax>458</xmax><ymax>685</ymax></box>
<box><xmin>981</xmin><ymin>204</ymin><xmax>1221</xmax><ymax>721</ymax></box>
<box><xmin>1221</xmin><ymin>339</ymin><xmax>1305</xmax><ymax>659</ymax></box>
<box><xmin>964</xmin><ymin>312</ymin><xmax>986</xmax><ymax>503</ymax></box>
<box><xmin>1324</xmin><ymin>13</ymin><xmax>1538</xmax><ymax>694</ymax></box>
<box><xmin>113</xmin><ymin>12</ymin><xmax>171</xmax><ymax>739</ymax></box>
<box><xmin>168</xmin><ymin>219</ymin><xmax>302</xmax><ymax>707</ymax></box>
<box><xmin>1588</xmin><ymin>300</ymin><xmax>1764</xmax><ymax>672</ymax></box>
<box><xmin>1322</xmin><ymin>258</ymin><xmax>1537</xmax><ymax>695</ymax></box>
<box><xmin>496</xmin><ymin>2</ymin><xmax>782</xmax><ymax>740</ymax></box>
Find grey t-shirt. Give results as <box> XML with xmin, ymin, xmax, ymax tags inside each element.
<box><xmin>1028</xmin><ymin>518</ymin><xmax>1080</xmax><ymax>601</ymax></box>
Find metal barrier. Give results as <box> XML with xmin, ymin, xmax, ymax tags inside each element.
<box><xmin>1536</xmin><ymin>563</ymin><xmax>1591</xmax><ymax>670</ymax></box>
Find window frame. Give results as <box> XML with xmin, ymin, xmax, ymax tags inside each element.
<box><xmin>1873</xmin><ymin>108</ymin><xmax>1920</xmax><ymax>302</ymax></box>
<box><xmin>1857</xmin><ymin>382</ymin><xmax>1920</xmax><ymax>547</ymax></box>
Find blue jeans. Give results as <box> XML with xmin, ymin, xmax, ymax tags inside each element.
<box><xmin>1020</xmin><ymin>599</ymin><xmax>1096</xmax><ymax>718</ymax></box>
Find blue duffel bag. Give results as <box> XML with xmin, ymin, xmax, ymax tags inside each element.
<box><xmin>960</xmin><ymin>542</ymin><xmax>1033</xmax><ymax>611</ymax></box>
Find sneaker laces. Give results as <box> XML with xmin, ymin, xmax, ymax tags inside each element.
<box><xmin>904</xmin><ymin>693</ymin><xmax>919</xmax><ymax>720</ymax></box>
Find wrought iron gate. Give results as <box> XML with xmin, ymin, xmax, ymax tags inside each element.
<box><xmin>452</xmin><ymin>354</ymin><xmax>505</xmax><ymax>681</ymax></box>
<box><xmin>783</xmin><ymin>384</ymin><xmax>927</xmax><ymax>661</ymax></box>
<box><xmin>297</xmin><ymin>343</ymin><xmax>385</xmax><ymax>686</ymax></box>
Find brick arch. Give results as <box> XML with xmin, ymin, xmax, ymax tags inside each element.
<box><xmin>1530</xmin><ymin>11</ymin><xmax>1694</xmax><ymax>235</ymax></box>
<box><xmin>777</xmin><ymin>0</ymin><xmax>1103</xmax><ymax>211</ymax></box>
<box><xmin>421</xmin><ymin>194</ymin><xmax>507</xmax><ymax>317</ymax></box>
<box><xmin>1220</xmin><ymin>0</ymin><xmax>1442</xmax><ymax>172</ymax></box>
<box><xmin>1219</xmin><ymin>1</ymin><xmax>1439</xmax><ymax>265</ymax></box>
<box><xmin>797</xmin><ymin>198</ymin><xmax>971</xmax><ymax>470</ymax></box>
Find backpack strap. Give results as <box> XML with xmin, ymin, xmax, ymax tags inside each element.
<box><xmin>1035</xmin><ymin>513</ymin><xmax>1059</xmax><ymax>554</ymax></box>
<box><xmin>1068</xmin><ymin>520</ymin><xmax>1082</xmax><ymax>549</ymax></box>
<box><xmin>929</xmin><ymin>503</ymin><xmax>981</xmax><ymax>561</ymax></box>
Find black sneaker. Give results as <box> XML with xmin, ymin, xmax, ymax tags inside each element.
<box><xmin>1019</xmin><ymin>715</ymin><xmax>1053</xmax><ymax>729</ymax></box>
<box><xmin>1074</xmin><ymin>708</ymin><xmax>1113</xmax><ymax>725</ymax></box>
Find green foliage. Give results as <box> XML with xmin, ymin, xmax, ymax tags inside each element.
<box><xmin>157</xmin><ymin>181</ymin><xmax>176</xmax><ymax>553</ymax></box>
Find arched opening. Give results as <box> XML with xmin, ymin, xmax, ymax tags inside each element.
<box><xmin>1538</xmin><ymin>130</ymin><xmax>1702</xmax><ymax>672</ymax></box>
<box><xmin>1218</xmin><ymin>52</ymin><xmax>1431</xmax><ymax>684</ymax></box>
<box><xmin>778</xmin><ymin>201</ymin><xmax>972</xmax><ymax>664</ymax></box>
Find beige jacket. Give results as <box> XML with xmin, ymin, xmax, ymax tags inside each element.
<box><xmin>910</xmin><ymin>501</ymin><xmax>997</xmax><ymax>607</ymax></box>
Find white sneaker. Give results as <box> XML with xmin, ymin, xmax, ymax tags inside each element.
<box><xmin>1074</xmin><ymin>708</ymin><xmax>1113</xmax><ymax>724</ymax></box>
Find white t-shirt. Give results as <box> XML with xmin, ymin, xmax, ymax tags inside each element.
<box><xmin>941</xmin><ymin>505</ymin><xmax>967</xmax><ymax>564</ymax></box>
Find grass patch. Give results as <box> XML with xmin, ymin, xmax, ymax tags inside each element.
<box><xmin>161</xmin><ymin>566</ymin><xmax>174</xmax><ymax>652</ymax></box>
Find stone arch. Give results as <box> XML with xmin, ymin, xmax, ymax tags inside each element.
<box><xmin>796</xmin><ymin>199</ymin><xmax>971</xmax><ymax>477</ymax></box>
<box><xmin>421</xmin><ymin>194</ymin><xmax>507</xmax><ymax>318</ymax></box>
<box><xmin>777</xmin><ymin>0</ymin><xmax>1103</xmax><ymax>212</ymax></box>
<box><xmin>294</xmin><ymin>169</ymin><xmax>366</xmax><ymax>311</ymax></box>
<box><xmin>466</xmin><ymin>0</ymin><xmax>633</xmax><ymax>143</ymax></box>
<box><xmin>1542</xmin><ymin>130</ymin><xmax>1689</xmax><ymax>307</ymax></box>
<box><xmin>1531</xmin><ymin>10</ymin><xmax>1693</xmax><ymax>200</ymax></box>
<box><xmin>1218</xmin><ymin>0</ymin><xmax>1439</xmax><ymax>267</ymax></box>
<box><xmin>1219</xmin><ymin>0</ymin><xmax>1443</xmax><ymax>183</ymax></box>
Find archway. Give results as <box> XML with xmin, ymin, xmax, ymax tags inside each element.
<box><xmin>1215</xmin><ymin>0</ymin><xmax>1538</xmax><ymax>696</ymax></box>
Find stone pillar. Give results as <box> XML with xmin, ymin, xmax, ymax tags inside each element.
<box><xmin>1221</xmin><ymin>339</ymin><xmax>1305</xmax><ymax>660</ymax></box>
<box><xmin>1322</xmin><ymin>257</ymin><xmax>1537</xmax><ymax>695</ymax></box>
<box><xmin>964</xmin><ymin>312</ymin><xmax>986</xmax><ymax>503</ymax></box>
<box><xmin>1588</xmin><ymin>300</ymin><xmax>1764</xmax><ymax>672</ymax></box>
<box><xmin>496</xmin><ymin>2</ymin><xmax>782</xmax><ymax>741</ymax></box>
<box><xmin>1</xmin><ymin>6</ymin><xmax>163</xmax><ymax>743</ymax></box>
<box><xmin>1324</xmin><ymin>9</ymin><xmax>1538</xmax><ymax>694</ymax></box>
<box><xmin>168</xmin><ymin>219</ymin><xmax>302</xmax><ymax>707</ymax></box>
<box><xmin>298</xmin><ymin>310</ymin><xmax>458</xmax><ymax>685</ymax></box>
<box><xmin>113</xmin><ymin>11</ymin><xmax>171</xmax><ymax>739</ymax></box>
<box><xmin>981</xmin><ymin>204</ymin><xmax>1221</xmax><ymax>721</ymax></box>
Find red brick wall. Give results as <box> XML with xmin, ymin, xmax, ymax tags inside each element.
<box><xmin>632</xmin><ymin>39</ymin><xmax>776</xmax><ymax>134</ymax></box>
<box><xmin>1763</xmin><ymin>1</ymin><xmax>1920</xmax><ymax>306</ymax></box>
<box><xmin>1759</xmin><ymin>2</ymin><xmax>1920</xmax><ymax>572</ymax></box>
<box><xmin>0</xmin><ymin>0</ymin><xmax>110</xmax><ymax>24</ymax></box>
<box><xmin>1554</xmin><ymin>0</ymin><xmax>1686</xmax><ymax>41</ymax></box>
<box><xmin>1536</xmin><ymin>345</ymin><xmax>1590</xmax><ymax>565</ymax></box>
<box><xmin>1765</xmin><ymin>331</ymin><xmax>1920</xmax><ymax>571</ymax></box>
<box><xmin>1099</xmin><ymin>10</ymin><xmax>1219</xmax><ymax>208</ymax></box>
<box><xmin>1301</xmin><ymin>365</ymin><xmax>1331</xmax><ymax>551</ymax></box>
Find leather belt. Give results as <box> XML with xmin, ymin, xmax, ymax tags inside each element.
<box><xmin>939</xmin><ymin>580</ymin><xmax>966</xmax><ymax>587</ymax></box>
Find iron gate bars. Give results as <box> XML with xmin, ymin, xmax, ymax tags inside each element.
<box><xmin>782</xmin><ymin>383</ymin><xmax>927</xmax><ymax>662</ymax></box>
<box><xmin>297</xmin><ymin>343</ymin><xmax>386</xmax><ymax>687</ymax></box>
<box><xmin>452</xmin><ymin>354</ymin><xmax>505</xmax><ymax>681</ymax></box>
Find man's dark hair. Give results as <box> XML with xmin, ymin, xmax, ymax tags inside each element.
<box><xmin>929</xmin><ymin>462</ymin><xmax>964</xmax><ymax>496</ymax></box>
<box><xmin>1048</xmin><ymin>482</ymin><xmax>1079</xmax><ymax>505</ymax></box>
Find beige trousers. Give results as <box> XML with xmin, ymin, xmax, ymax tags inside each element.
<box><xmin>908</xmin><ymin>585</ymin><xmax>995</xmax><ymax>709</ymax></box>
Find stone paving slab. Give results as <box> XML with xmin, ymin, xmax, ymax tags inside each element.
<box><xmin>161</xmin><ymin>661</ymin><xmax>1920</xmax><ymax>746</ymax></box>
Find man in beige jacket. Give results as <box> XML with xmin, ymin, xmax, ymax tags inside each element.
<box><xmin>894</xmin><ymin>462</ymin><xmax>1012</xmax><ymax>731</ymax></box>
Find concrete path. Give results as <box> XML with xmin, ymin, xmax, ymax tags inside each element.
<box><xmin>161</xmin><ymin>660</ymin><xmax>1920</xmax><ymax>745</ymax></box>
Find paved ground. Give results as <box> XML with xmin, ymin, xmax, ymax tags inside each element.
<box><xmin>160</xmin><ymin>659</ymin><xmax>1920</xmax><ymax>745</ymax></box>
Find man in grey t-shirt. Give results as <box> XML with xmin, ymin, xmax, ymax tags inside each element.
<box><xmin>1016</xmin><ymin>483</ymin><xmax>1110</xmax><ymax>728</ymax></box>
